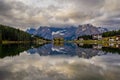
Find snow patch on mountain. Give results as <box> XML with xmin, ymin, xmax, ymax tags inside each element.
<box><xmin>52</xmin><ymin>30</ymin><xmax>66</xmax><ymax>36</ymax></box>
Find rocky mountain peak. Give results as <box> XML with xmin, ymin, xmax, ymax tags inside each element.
<box><xmin>26</xmin><ymin>24</ymin><xmax>108</xmax><ymax>40</ymax></box>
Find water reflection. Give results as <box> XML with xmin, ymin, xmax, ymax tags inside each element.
<box><xmin>0</xmin><ymin>43</ymin><xmax>120</xmax><ymax>58</ymax></box>
<box><xmin>0</xmin><ymin>43</ymin><xmax>120</xmax><ymax>80</ymax></box>
<box><xmin>27</xmin><ymin>43</ymin><xmax>77</xmax><ymax>56</ymax></box>
<box><xmin>0</xmin><ymin>52</ymin><xmax>120</xmax><ymax>80</ymax></box>
<box><xmin>0</xmin><ymin>44</ymin><xmax>31</xmax><ymax>58</ymax></box>
<box><xmin>27</xmin><ymin>43</ymin><xmax>120</xmax><ymax>59</ymax></box>
<box><xmin>77</xmin><ymin>43</ymin><xmax>120</xmax><ymax>54</ymax></box>
<box><xmin>0</xmin><ymin>43</ymin><xmax>45</xmax><ymax>58</ymax></box>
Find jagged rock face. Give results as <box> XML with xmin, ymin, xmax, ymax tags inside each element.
<box><xmin>98</xmin><ymin>27</ymin><xmax>108</xmax><ymax>33</ymax></box>
<box><xmin>51</xmin><ymin>27</ymin><xmax>77</xmax><ymax>40</ymax></box>
<box><xmin>33</xmin><ymin>26</ymin><xmax>77</xmax><ymax>40</ymax></box>
<box><xmin>35</xmin><ymin>27</ymin><xmax>52</xmax><ymax>40</ymax></box>
<box><xmin>26</xmin><ymin>24</ymin><xmax>108</xmax><ymax>40</ymax></box>
<box><xmin>76</xmin><ymin>24</ymin><xmax>100</xmax><ymax>37</ymax></box>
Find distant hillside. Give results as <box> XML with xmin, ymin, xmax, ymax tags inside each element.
<box><xmin>0</xmin><ymin>24</ymin><xmax>44</xmax><ymax>42</ymax></box>
<box><xmin>77</xmin><ymin>29</ymin><xmax>120</xmax><ymax>40</ymax></box>
<box><xmin>102</xmin><ymin>29</ymin><xmax>120</xmax><ymax>37</ymax></box>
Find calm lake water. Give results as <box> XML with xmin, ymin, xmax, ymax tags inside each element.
<box><xmin>0</xmin><ymin>43</ymin><xmax>120</xmax><ymax>80</ymax></box>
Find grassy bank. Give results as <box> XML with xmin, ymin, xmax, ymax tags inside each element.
<box><xmin>2</xmin><ymin>40</ymin><xmax>51</xmax><ymax>44</ymax></box>
<box><xmin>74</xmin><ymin>40</ymin><xmax>120</xmax><ymax>45</ymax></box>
<box><xmin>2</xmin><ymin>41</ymin><xmax>32</xmax><ymax>44</ymax></box>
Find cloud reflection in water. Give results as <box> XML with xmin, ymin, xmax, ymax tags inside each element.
<box><xmin>0</xmin><ymin>52</ymin><xmax>120</xmax><ymax>80</ymax></box>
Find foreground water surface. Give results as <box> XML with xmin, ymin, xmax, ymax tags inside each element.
<box><xmin>0</xmin><ymin>43</ymin><xmax>120</xmax><ymax>80</ymax></box>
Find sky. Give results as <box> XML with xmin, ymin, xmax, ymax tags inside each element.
<box><xmin>0</xmin><ymin>0</ymin><xmax>120</xmax><ymax>30</ymax></box>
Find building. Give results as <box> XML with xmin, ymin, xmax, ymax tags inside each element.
<box><xmin>77</xmin><ymin>43</ymin><xmax>84</xmax><ymax>47</ymax></box>
<box><xmin>53</xmin><ymin>37</ymin><xmax>64</xmax><ymax>46</ymax></box>
<box><xmin>53</xmin><ymin>37</ymin><xmax>64</xmax><ymax>43</ymax></box>
<box><xmin>78</xmin><ymin>38</ymin><xmax>84</xmax><ymax>41</ymax></box>
<box><xmin>92</xmin><ymin>34</ymin><xmax>102</xmax><ymax>40</ymax></box>
<box><xmin>109</xmin><ymin>43</ymin><xmax>115</xmax><ymax>47</ymax></box>
<box><xmin>109</xmin><ymin>38</ymin><xmax>115</xmax><ymax>42</ymax></box>
<box><xmin>93</xmin><ymin>44</ymin><xmax>102</xmax><ymax>49</ymax></box>
<box><xmin>53</xmin><ymin>37</ymin><xmax>64</xmax><ymax>42</ymax></box>
<box><xmin>116</xmin><ymin>44</ymin><xmax>120</xmax><ymax>48</ymax></box>
<box><xmin>116</xmin><ymin>35</ymin><xmax>120</xmax><ymax>41</ymax></box>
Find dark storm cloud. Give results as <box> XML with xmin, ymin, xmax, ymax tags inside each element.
<box><xmin>0</xmin><ymin>0</ymin><xmax>11</xmax><ymax>12</ymax></box>
<box><xmin>0</xmin><ymin>0</ymin><xmax>13</xmax><ymax>18</ymax></box>
<box><xmin>0</xmin><ymin>0</ymin><xmax>41</xmax><ymax>28</ymax></box>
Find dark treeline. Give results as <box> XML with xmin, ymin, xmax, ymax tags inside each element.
<box><xmin>102</xmin><ymin>30</ymin><xmax>120</xmax><ymax>37</ymax></box>
<box><xmin>0</xmin><ymin>24</ymin><xmax>47</xmax><ymax>41</ymax></box>
<box><xmin>77</xmin><ymin>35</ymin><xmax>92</xmax><ymax>40</ymax></box>
<box><xmin>76</xmin><ymin>44</ymin><xmax>120</xmax><ymax>54</ymax></box>
<box><xmin>102</xmin><ymin>47</ymin><xmax>120</xmax><ymax>54</ymax></box>
<box><xmin>0</xmin><ymin>24</ymin><xmax>33</xmax><ymax>41</ymax></box>
<box><xmin>0</xmin><ymin>43</ymin><xmax>48</xmax><ymax>58</ymax></box>
<box><xmin>0</xmin><ymin>29</ymin><xmax>1</xmax><ymax>43</ymax></box>
<box><xmin>77</xmin><ymin>29</ymin><xmax>120</xmax><ymax>40</ymax></box>
<box><xmin>0</xmin><ymin>44</ymin><xmax>31</xmax><ymax>58</ymax></box>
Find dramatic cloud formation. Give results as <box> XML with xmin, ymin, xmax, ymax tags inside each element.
<box><xmin>0</xmin><ymin>0</ymin><xmax>120</xmax><ymax>29</ymax></box>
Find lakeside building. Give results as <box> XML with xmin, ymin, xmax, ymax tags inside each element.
<box><xmin>109</xmin><ymin>35</ymin><xmax>120</xmax><ymax>42</ymax></box>
<box><xmin>93</xmin><ymin>44</ymin><xmax>102</xmax><ymax>49</ymax></box>
<box><xmin>78</xmin><ymin>38</ymin><xmax>84</xmax><ymax>41</ymax></box>
<box><xmin>116</xmin><ymin>35</ymin><xmax>120</xmax><ymax>41</ymax></box>
<box><xmin>53</xmin><ymin>37</ymin><xmax>64</xmax><ymax>42</ymax></box>
<box><xmin>92</xmin><ymin>34</ymin><xmax>102</xmax><ymax>40</ymax></box>
<box><xmin>116</xmin><ymin>44</ymin><xmax>120</xmax><ymax>48</ymax></box>
<box><xmin>53</xmin><ymin>37</ymin><xmax>64</xmax><ymax>46</ymax></box>
<box><xmin>109</xmin><ymin>38</ymin><xmax>115</xmax><ymax>42</ymax></box>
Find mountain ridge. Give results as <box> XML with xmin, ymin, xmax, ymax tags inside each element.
<box><xmin>26</xmin><ymin>24</ymin><xmax>108</xmax><ymax>40</ymax></box>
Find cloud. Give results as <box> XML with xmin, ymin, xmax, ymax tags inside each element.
<box><xmin>0</xmin><ymin>0</ymin><xmax>120</xmax><ymax>29</ymax></box>
<box><xmin>0</xmin><ymin>52</ymin><xmax>120</xmax><ymax>80</ymax></box>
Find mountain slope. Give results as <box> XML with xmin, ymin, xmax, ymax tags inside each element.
<box><xmin>26</xmin><ymin>24</ymin><xmax>108</xmax><ymax>40</ymax></box>
<box><xmin>0</xmin><ymin>24</ymin><xmax>45</xmax><ymax>42</ymax></box>
<box><xmin>76</xmin><ymin>24</ymin><xmax>100</xmax><ymax>37</ymax></box>
<box><xmin>0</xmin><ymin>24</ymin><xmax>32</xmax><ymax>41</ymax></box>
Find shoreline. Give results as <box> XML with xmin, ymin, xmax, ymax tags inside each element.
<box><xmin>2</xmin><ymin>41</ymin><xmax>32</xmax><ymax>44</ymax></box>
<box><xmin>1</xmin><ymin>40</ymin><xmax>120</xmax><ymax>45</ymax></box>
<box><xmin>74</xmin><ymin>40</ymin><xmax>120</xmax><ymax>44</ymax></box>
<box><xmin>2</xmin><ymin>40</ymin><xmax>50</xmax><ymax>44</ymax></box>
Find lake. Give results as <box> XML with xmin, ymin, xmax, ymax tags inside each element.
<box><xmin>0</xmin><ymin>43</ymin><xmax>120</xmax><ymax>80</ymax></box>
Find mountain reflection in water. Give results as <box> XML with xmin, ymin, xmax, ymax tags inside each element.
<box><xmin>0</xmin><ymin>43</ymin><xmax>120</xmax><ymax>58</ymax></box>
<box><xmin>27</xmin><ymin>43</ymin><xmax>120</xmax><ymax>59</ymax></box>
<box><xmin>0</xmin><ymin>43</ymin><xmax>120</xmax><ymax>80</ymax></box>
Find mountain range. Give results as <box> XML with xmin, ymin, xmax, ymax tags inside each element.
<box><xmin>26</xmin><ymin>24</ymin><xmax>108</xmax><ymax>40</ymax></box>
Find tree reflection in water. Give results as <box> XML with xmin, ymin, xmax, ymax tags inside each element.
<box><xmin>0</xmin><ymin>43</ymin><xmax>120</xmax><ymax>59</ymax></box>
